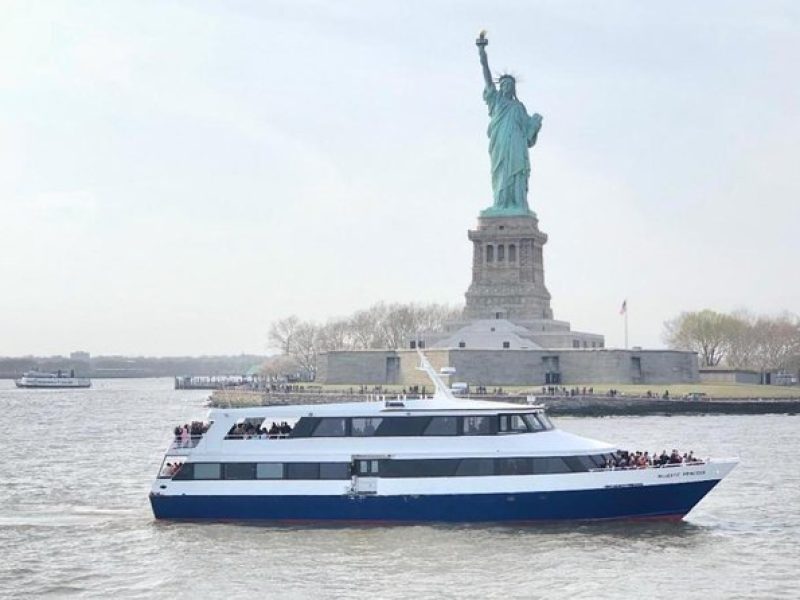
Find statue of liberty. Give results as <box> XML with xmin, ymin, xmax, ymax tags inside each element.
<box><xmin>477</xmin><ymin>32</ymin><xmax>543</xmax><ymax>215</ymax></box>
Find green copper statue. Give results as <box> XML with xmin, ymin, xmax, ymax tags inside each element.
<box><xmin>477</xmin><ymin>31</ymin><xmax>543</xmax><ymax>216</ymax></box>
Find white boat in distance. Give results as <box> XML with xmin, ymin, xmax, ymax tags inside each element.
<box><xmin>15</xmin><ymin>370</ymin><xmax>91</xmax><ymax>389</ymax></box>
<box><xmin>150</xmin><ymin>352</ymin><xmax>737</xmax><ymax>523</ymax></box>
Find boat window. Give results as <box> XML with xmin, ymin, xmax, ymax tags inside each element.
<box><xmin>320</xmin><ymin>463</ymin><xmax>351</xmax><ymax>480</ymax></box>
<box><xmin>158</xmin><ymin>456</ymin><xmax>186</xmax><ymax>478</ymax></box>
<box><xmin>256</xmin><ymin>463</ymin><xmax>284</xmax><ymax>479</ymax></box>
<box><xmin>536</xmin><ymin>413</ymin><xmax>554</xmax><ymax>430</ymax></box>
<box><xmin>356</xmin><ymin>460</ymin><xmax>380</xmax><ymax>475</ymax></box>
<box><xmin>380</xmin><ymin>459</ymin><xmax>460</xmax><ymax>478</ymax></box>
<box><xmin>496</xmin><ymin>457</ymin><xmax>533</xmax><ymax>476</ymax></box>
<box><xmin>578</xmin><ymin>456</ymin><xmax>600</xmax><ymax>471</ymax></box>
<box><xmin>193</xmin><ymin>463</ymin><xmax>221</xmax><ymax>480</ymax></box>
<box><xmin>500</xmin><ymin>414</ymin><xmax>530</xmax><ymax>433</ymax></box>
<box><xmin>523</xmin><ymin>414</ymin><xmax>544</xmax><ymax>431</ymax></box>
<box><xmin>462</xmin><ymin>416</ymin><xmax>495</xmax><ymax>435</ymax></box>
<box><xmin>587</xmin><ymin>455</ymin><xmax>607</xmax><ymax>469</ymax></box>
<box><xmin>455</xmin><ymin>458</ymin><xmax>495</xmax><ymax>476</ymax></box>
<box><xmin>290</xmin><ymin>417</ymin><xmax>320</xmax><ymax>438</ymax></box>
<box><xmin>423</xmin><ymin>416</ymin><xmax>459</xmax><ymax>436</ymax></box>
<box><xmin>532</xmin><ymin>457</ymin><xmax>571</xmax><ymax>474</ymax></box>
<box><xmin>312</xmin><ymin>418</ymin><xmax>348</xmax><ymax>437</ymax></box>
<box><xmin>172</xmin><ymin>463</ymin><xmax>194</xmax><ymax>480</ymax></box>
<box><xmin>374</xmin><ymin>417</ymin><xmax>431</xmax><ymax>437</ymax></box>
<box><xmin>286</xmin><ymin>462</ymin><xmax>321</xmax><ymax>480</ymax></box>
<box><xmin>562</xmin><ymin>456</ymin><xmax>589</xmax><ymax>473</ymax></box>
<box><xmin>351</xmin><ymin>417</ymin><xmax>383</xmax><ymax>437</ymax></box>
<box><xmin>223</xmin><ymin>463</ymin><xmax>256</xmax><ymax>480</ymax></box>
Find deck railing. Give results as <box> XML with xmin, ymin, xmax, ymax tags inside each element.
<box><xmin>224</xmin><ymin>433</ymin><xmax>291</xmax><ymax>440</ymax></box>
<box><xmin>170</xmin><ymin>434</ymin><xmax>204</xmax><ymax>449</ymax></box>
<box><xmin>590</xmin><ymin>461</ymin><xmax>706</xmax><ymax>472</ymax></box>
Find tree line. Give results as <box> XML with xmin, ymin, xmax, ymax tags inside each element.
<box><xmin>266</xmin><ymin>302</ymin><xmax>462</xmax><ymax>378</ymax></box>
<box><xmin>664</xmin><ymin>309</ymin><xmax>800</xmax><ymax>374</ymax></box>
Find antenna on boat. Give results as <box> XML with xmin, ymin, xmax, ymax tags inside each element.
<box><xmin>415</xmin><ymin>349</ymin><xmax>457</xmax><ymax>401</ymax></box>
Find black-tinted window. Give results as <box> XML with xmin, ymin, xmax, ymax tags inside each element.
<box><xmin>456</xmin><ymin>458</ymin><xmax>495</xmax><ymax>476</ymax></box>
<box><xmin>563</xmin><ymin>456</ymin><xmax>589</xmax><ymax>473</ymax></box>
<box><xmin>320</xmin><ymin>463</ymin><xmax>351</xmax><ymax>480</ymax></box>
<box><xmin>380</xmin><ymin>459</ymin><xmax>460</xmax><ymax>478</ymax></box>
<box><xmin>171</xmin><ymin>463</ymin><xmax>194</xmax><ymax>480</ymax></box>
<box><xmin>496</xmin><ymin>457</ymin><xmax>533</xmax><ymax>475</ymax></box>
<box><xmin>423</xmin><ymin>416</ymin><xmax>459</xmax><ymax>436</ymax></box>
<box><xmin>351</xmin><ymin>418</ymin><xmax>382</xmax><ymax>436</ymax></box>
<box><xmin>587</xmin><ymin>455</ymin><xmax>606</xmax><ymax>469</ymax></box>
<box><xmin>375</xmin><ymin>417</ymin><xmax>431</xmax><ymax>437</ymax></box>
<box><xmin>223</xmin><ymin>462</ymin><xmax>255</xmax><ymax>480</ymax></box>
<box><xmin>313</xmin><ymin>418</ymin><xmax>347</xmax><ymax>437</ymax></box>
<box><xmin>290</xmin><ymin>418</ymin><xmax>319</xmax><ymax>438</ymax></box>
<box><xmin>462</xmin><ymin>416</ymin><xmax>495</xmax><ymax>435</ymax></box>
<box><xmin>533</xmin><ymin>457</ymin><xmax>571</xmax><ymax>474</ymax></box>
<box><xmin>286</xmin><ymin>463</ymin><xmax>320</xmax><ymax>479</ymax></box>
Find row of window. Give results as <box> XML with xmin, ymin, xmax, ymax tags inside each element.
<box><xmin>572</xmin><ymin>340</ymin><xmax>603</xmax><ymax>348</ymax></box>
<box><xmin>168</xmin><ymin>454</ymin><xmax>612</xmax><ymax>481</ymax></box>
<box><xmin>288</xmin><ymin>413</ymin><xmax>553</xmax><ymax>439</ymax></box>
<box><xmin>486</xmin><ymin>244</ymin><xmax>516</xmax><ymax>263</ymax></box>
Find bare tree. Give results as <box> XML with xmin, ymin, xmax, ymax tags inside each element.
<box><xmin>663</xmin><ymin>309</ymin><xmax>740</xmax><ymax>366</ymax></box>
<box><xmin>268</xmin><ymin>316</ymin><xmax>300</xmax><ymax>355</ymax></box>
<box><xmin>260</xmin><ymin>354</ymin><xmax>300</xmax><ymax>378</ymax></box>
<box><xmin>267</xmin><ymin>301</ymin><xmax>463</xmax><ymax>378</ymax></box>
<box><xmin>749</xmin><ymin>313</ymin><xmax>800</xmax><ymax>375</ymax></box>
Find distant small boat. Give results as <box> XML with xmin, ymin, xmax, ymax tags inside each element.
<box><xmin>15</xmin><ymin>370</ymin><xmax>91</xmax><ymax>389</ymax></box>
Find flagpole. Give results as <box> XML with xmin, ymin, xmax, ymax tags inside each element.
<box><xmin>624</xmin><ymin>308</ymin><xmax>628</xmax><ymax>349</ymax></box>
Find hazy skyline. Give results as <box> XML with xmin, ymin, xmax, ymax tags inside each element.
<box><xmin>2</xmin><ymin>1</ymin><xmax>798</xmax><ymax>356</ymax></box>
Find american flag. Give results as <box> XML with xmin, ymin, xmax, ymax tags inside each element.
<box><xmin>619</xmin><ymin>300</ymin><xmax>627</xmax><ymax>315</ymax></box>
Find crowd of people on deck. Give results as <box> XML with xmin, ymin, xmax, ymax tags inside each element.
<box><xmin>226</xmin><ymin>420</ymin><xmax>293</xmax><ymax>440</ymax></box>
<box><xmin>601</xmin><ymin>449</ymin><xmax>703</xmax><ymax>469</ymax></box>
<box><xmin>172</xmin><ymin>421</ymin><xmax>210</xmax><ymax>447</ymax></box>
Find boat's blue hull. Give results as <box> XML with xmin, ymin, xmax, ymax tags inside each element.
<box><xmin>150</xmin><ymin>479</ymin><xmax>720</xmax><ymax>522</ymax></box>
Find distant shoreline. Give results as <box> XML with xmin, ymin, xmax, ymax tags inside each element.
<box><xmin>206</xmin><ymin>390</ymin><xmax>800</xmax><ymax>416</ymax></box>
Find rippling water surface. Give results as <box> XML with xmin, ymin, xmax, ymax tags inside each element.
<box><xmin>1</xmin><ymin>379</ymin><xmax>798</xmax><ymax>599</ymax></box>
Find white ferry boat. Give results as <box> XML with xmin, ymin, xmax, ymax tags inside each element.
<box><xmin>15</xmin><ymin>370</ymin><xmax>91</xmax><ymax>389</ymax></box>
<box><xmin>149</xmin><ymin>353</ymin><xmax>737</xmax><ymax>523</ymax></box>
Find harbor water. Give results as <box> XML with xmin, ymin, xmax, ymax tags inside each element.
<box><xmin>0</xmin><ymin>379</ymin><xmax>797</xmax><ymax>599</ymax></box>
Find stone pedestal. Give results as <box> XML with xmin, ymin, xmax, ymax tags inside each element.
<box><xmin>464</xmin><ymin>214</ymin><xmax>553</xmax><ymax>321</ymax></box>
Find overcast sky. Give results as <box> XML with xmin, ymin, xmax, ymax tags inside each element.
<box><xmin>1</xmin><ymin>1</ymin><xmax>798</xmax><ymax>356</ymax></box>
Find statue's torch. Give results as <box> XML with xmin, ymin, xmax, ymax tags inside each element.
<box><xmin>476</xmin><ymin>30</ymin><xmax>488</xmax><ymax>48</ymax></box>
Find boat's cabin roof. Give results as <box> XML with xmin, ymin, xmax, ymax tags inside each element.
<box><xmin>208</xmin><ymin>397</ymin><xmax>543</xmax><ymax>421</ymax></box>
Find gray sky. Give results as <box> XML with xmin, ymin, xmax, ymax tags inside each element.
<box><xmin>2</xmin><ymin>1</ymin><xmax>798</xmax><ymax>356</ymax></box>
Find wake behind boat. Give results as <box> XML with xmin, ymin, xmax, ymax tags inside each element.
<box><xmin>149</xmin><ymin>352</ymin><xmax>737</xmax><ymax>523</ymax></box>
<box><xmin>15</xmin><ymin>369</ymin><xmax>91</xmax><ymax>389</ymax></box>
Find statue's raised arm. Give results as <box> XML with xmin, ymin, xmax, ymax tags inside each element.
<box><xmin>476</xmin><ymin>31</ymin><xmax>493</xmax><ymax>89</ymax></box>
